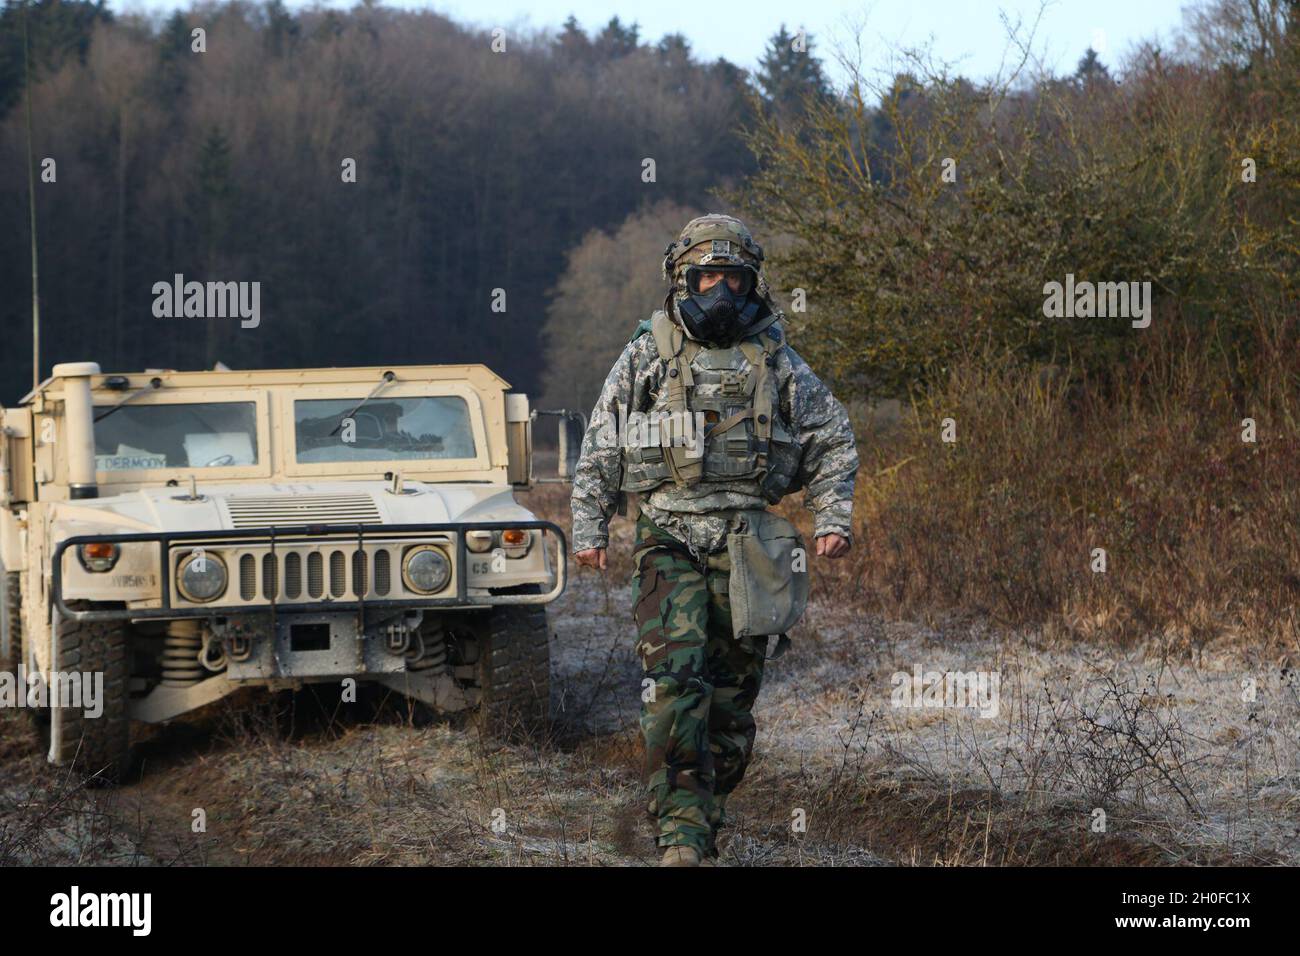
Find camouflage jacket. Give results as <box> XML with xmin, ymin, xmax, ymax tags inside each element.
<box><xmin>570</xmin><ymin>321</ymin><xmax>859</xmax><ymax>555</ymax></box>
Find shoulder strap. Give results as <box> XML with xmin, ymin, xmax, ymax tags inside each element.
<box><xmin>649</xmin><ymin>310</ymin><xmax>677</xmax><ymax>360</ymax></box>
<box><xmin>651</xmin><ymin>309</ymin><xmax>698</xmax><ymax>390</ymax></box>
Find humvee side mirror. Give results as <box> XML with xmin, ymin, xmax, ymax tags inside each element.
<box><xmin>530</xmin><ymin>409</ymin><xmax>586</xmax><ymax>484</ymax></box>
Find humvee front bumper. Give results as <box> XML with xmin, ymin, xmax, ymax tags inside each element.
<box><xmin>51</xmin><ymin>520</ymin><xmax>567</xmax><ymax>623</ymax></box>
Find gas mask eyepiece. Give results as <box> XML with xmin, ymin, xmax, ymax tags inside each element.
<box><xmin>678</xmin><ymin>265</ymin><xmax>762</xmax><ymax>344</ymax></box>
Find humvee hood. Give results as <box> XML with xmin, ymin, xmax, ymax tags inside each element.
<box><xmin>50</xmin><ymin>481</ymin><xmax>532</xmax><ymax>536</ymax></box>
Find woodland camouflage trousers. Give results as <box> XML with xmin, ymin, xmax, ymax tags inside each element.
<box><xmin>631</xmin><ymin>514</ymin><xmax>766</xmax><ymax>858</ymax></box>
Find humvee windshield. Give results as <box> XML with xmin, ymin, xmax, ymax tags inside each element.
<box><xmin>94</xmin><ymin>402</ymin><xmax>259</xmax><ymax>470</ymax></box>
<box><xmin>293</xmin><ymin>396</ymin><xmax>476</xmax><ymax>462</ymax></box>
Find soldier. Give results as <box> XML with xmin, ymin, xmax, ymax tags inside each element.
<box><xmin>570</xmin><ymin>214</ymin><xmax>859</xmax><ymax>866</ymax></box>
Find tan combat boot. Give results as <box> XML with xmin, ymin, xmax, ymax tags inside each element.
<box><xmin>659</xmin><ymin>846</ymin><xmax>702</xmax><ymax>867</ymax></box>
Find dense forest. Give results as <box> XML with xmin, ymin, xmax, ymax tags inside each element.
<box><xmin>0</xmin><ymin>1</ymin><xmax>833</xmax><ymax>403</ymax></box>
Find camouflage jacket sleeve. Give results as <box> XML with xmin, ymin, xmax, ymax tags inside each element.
<box><xmin>778</xmin><ymin>346</ymin><xmax>860</xmax><ymax>541</ymax></box>
<box><xmin>569</xmin><ymin>335</ymin><xmax>661</xmax><ymax>552</ymax></box>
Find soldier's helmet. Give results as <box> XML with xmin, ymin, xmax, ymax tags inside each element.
<box><xmin>661</xmin><ymin>214</ymin><xmax>764</xmax><ymax>284</ymax></box>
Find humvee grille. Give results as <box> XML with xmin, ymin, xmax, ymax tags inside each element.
<box><xmin>285</xmin><ymin>552</ymin><xmax>302</xmax><ymax>598</ymax></box>
<box><xmin>247</xmin><ymin>547</ymin><xmax>387</xmax><ymax>601</ymax></box>
<box><xmin>307</xmin><ymin>552</ymin><xmax>324</xmax><ymax>598</ymax></box>
<box><xmin>166</xmin><ymin>540</ymin><xmax>452</xmax><ymax>607</ymax></box>
<box><xmin>330</xmin><ymin>551</ymin><xmax>346</xmax><ymax>596</ymax></box>
<box><xmin>224</xmin><ymin>494</ymin><xmax>381</xmax><ymax>529</ymax></box>
<box><xmin>352</xmin><ymin>550</ymin><xmax>368</xmax><ymax>595</ymax></box>
<box><xmin>240</xmin><ymin>554</ymin><xmax>256</xmax><ymax>600</ymax></box>
<box><xmin>262</xmin><ymin>553</ymin><xmax>279</xmax><ymax>598</ymax></box>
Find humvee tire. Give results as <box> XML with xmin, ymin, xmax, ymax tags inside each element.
<box><xmin>5</xmin><ymin>571</ymin><xmax>50</xmax><ymax>730</ymax></box>
<box><xmin>5</xmin><ymin>571</ymin><xmax>39</xmax><ymax>731</ymax></box>
<box><xmin>476</xmin><ymin>586</ymin><xmax>551</xmax><ymax>738</ymax></box>
<box><xmin>3</xmin><ymin>571</ymin><xmax>19</xmax><ymax>664</ymax></box>
<box><xmin>50</xmin><ymin>604</ymin><xmax>132</xmax><ymax>785</ymax></box>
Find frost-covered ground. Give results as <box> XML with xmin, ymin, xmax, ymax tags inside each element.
<box><xmin>1</xmin><ymin>572</ymin><xmax>1295</xmax><ymax>866</ymax></box>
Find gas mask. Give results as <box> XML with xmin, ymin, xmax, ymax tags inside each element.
<box><xmin>676</xmin><ymin>265</ymin><xmax>766</xmax><ymax>345</ymax></box>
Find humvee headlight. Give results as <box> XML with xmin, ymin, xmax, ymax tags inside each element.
<box><xmin>465</xmin><ymin>530</ymin><xmax>494</xmax><ymax>553</ymax></box>
<box><xmin>177</xmin><ymin>552</ymin><xmax>228</xmax><ymax>602</ymax></box>
<box><xmin>77</xmin><ymin>542</ymin><xmax>120</xmax><ymax>573</ymax></box>
<box><xmin>403</xmin><ymin>546</ymin><xmax>451</xmax><ymax>594</ymax></box>
<box><xmin>501</xmin><ymin>528</ymin><xmax>532</xmax><ymax>558</ymax></box>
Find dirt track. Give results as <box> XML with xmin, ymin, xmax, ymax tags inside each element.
<box><xmin>3</xmin><ymin>553</ymin><xmax>1297</xmax><ymax>866</ymax></box>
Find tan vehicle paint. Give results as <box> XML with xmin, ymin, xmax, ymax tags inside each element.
<box><xmin>0</xmin><ymin>362</ymin><xmax>576</xmax><ymax>775</ymax></box>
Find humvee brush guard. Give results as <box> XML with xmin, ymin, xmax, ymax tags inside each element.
<box><xmin>0</xmin><ymin>362</ymin><xmax>581</xmax><ymax>783</ymax></box>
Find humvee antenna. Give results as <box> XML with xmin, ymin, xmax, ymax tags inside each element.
<box><xmin>22</xmin><ymin>0</ymin><xmax>40</xmax><ymax>393</ymax></box>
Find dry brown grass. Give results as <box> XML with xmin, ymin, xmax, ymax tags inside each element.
<box><xmin>780</xmin><ymin>313</ymin><xmax>1300</xmax><ymax>659</ymax></box>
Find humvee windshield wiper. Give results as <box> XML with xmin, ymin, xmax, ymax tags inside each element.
<box><xmin>93</xmin><ymin>377</ymin><xmax>162</xmax><ymax>423</ymax></box>
<box><xmin>330</xmin><ymin>370</ymin><xmax>396</xmax><ymax>436</ymax></box>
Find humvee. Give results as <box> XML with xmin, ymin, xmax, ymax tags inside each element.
<box><xmin>0</xmin><ymin>361</ymin><xmax>581</xmax><ymax>782</ymax></box>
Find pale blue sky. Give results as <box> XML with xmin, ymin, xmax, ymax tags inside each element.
<box><xmin>112</xmin><ymin>0</ymin><xmax>1194</xmax><ymax>87</ymax></box>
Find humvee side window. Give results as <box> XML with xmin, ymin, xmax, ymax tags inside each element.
<box><xmin>94</xmin><ymin>402</ymin><xmax>259</xmax><ymax>470</ymax></box>
<box><xmin>294</xmin><ymin>397</ymin><xmax>476</xmax><ymax>462</ymax></box>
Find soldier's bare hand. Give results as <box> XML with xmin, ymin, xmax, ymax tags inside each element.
<box><xmin>815</xmin><ymin>533</ymin><xmax>851</xmax><ymax>559</ymax></box>
<box><xmin>575</xmin><ymin>547</ymin><xmax>607</xmax><ymax>571</ymax></box>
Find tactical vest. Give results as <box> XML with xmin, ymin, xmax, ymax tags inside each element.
<box><xmin>620</xmin><ymin>310</ymin><xmax>800</xmax><ymax>501</ymax></box>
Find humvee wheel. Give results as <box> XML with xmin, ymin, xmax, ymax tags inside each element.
<box><xmin>3</xmin><ymin>572</ymin><xmax>45</xmax><ymax>730</ymax></box>
<box><xmin>475</xmin><ymin>587</ymin><xmax>551</xmax><ymax>739</ymax></box>
<box><xmin>48</xmin><ymin>604</ymin><xmax>132</xmax><ymax>785</ymax></box>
